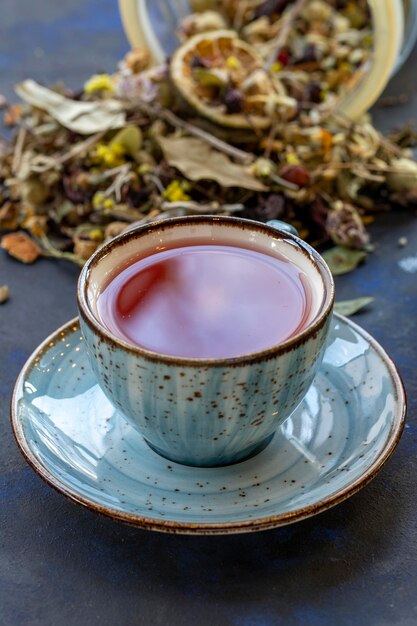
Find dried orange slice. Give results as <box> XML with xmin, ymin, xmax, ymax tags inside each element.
<box><xmin>170</xmin><ymin>30</ymin><xmax>274</xmax><ymax>129</ymax></box>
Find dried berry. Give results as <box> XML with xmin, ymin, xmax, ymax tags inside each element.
<box><xmin>302</xmin><ymin>81</ymin><xmax>322</xmax><ymax>104</ymax></box>
<box><xmin>254</xmin><ymin>0</ymin><xmax>292</xmax><ymax>19</ymax></box>
<box><xmin>223</xmin><ymin>88</ymin><xmax>244</xmax><ymax>114</ymax></box>
<box><xmin>277</xmin><ymin>49</ymin><xmax>290</xmax><ymax>67</ymax></box>
<box><xmin>279</xmin><ymin>165</ymin><xmax>311</xmax><ymax>187</ymax></box>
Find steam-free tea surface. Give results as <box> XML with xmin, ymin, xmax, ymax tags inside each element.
<box><xmin>97</xmin><ymin>244</ymin><xmax>310</xmax><ymax>358</ymax></box>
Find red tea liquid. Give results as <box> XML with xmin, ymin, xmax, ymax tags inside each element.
<box><xmin>97</xmin><ymin>244</ymin><xmax>310</xmax><ymax>358</ymax></box>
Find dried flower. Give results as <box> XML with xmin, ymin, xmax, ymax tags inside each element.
<box><xmin>0</xmin><ymin>4</ymin><xmax>414</xmax><ymax>275</ymax></box>
<box><xmin>124</xmin><ymin>49</ymin><xmax>151</xmax><ymax>74</ymax></box>
<box><xmin>163</xmin><ymin>180</ymin><xmax>191</xmax><ymax>203</ymax></box>
<box><xmin>84</xmin><ymin>74</ymin><xmax>114</xmax><ymax>94</ymax></box>
<box><xmin>93</xmin><ymin>143</ymin><xmax>125</xmax><ymax>168</ymax></box>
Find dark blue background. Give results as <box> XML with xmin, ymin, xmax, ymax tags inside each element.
<box><xmin>1</xmin><ymin>2</ymin><xmax>417</xmax><ymax>625</ymax></box>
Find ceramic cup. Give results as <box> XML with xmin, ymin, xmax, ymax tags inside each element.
<box><xmin>78</xmin><ymin>216</ymin><xmax>334</xmax><ymax>467</ymax></box>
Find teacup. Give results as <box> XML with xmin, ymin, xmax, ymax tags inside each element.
<box><xmin>77</xmin><ymin>216</ymin><xmax>334</xmax><ymax>467</ymax></box>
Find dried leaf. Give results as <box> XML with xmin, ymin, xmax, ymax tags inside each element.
<box><xmin>158</xmin><ymin>135</ymin><xmax>267</xmax><ymax>191</ymax></box>
<box><xmin>1</xmin><ymin>231</ymin><xmax>42</xmax><ymax>263</ymax></box>
<box><xmin>110</xmin><ymin>126</ymin><xmax>142</xmax><ymax>160</ymax></box>
<box><xmin>0</xmin><ymin>285</ymin><xmax>9</xmax><ymax>304</ymax></box>
<box><xmin>322</xmin><ymin>246</ymin><xmax>367</xmax><ymax>275</ymax></box>
<box><xmin>15</xmin><ymin>80</ymin><xmax>125</xmax><ymax>134</ymax></box>
<box><xmin>334</xmin><ymin>297</ymin><xmax>374</xmax><ymax>316</ymax></box>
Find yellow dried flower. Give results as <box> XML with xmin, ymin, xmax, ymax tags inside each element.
<box><xmin>271</xmin><ymin>62</ymin><xmax>283</xmax><ymax>73</ymax></box>
<box><xmin>163</xmin><ymin>180</ymin><xmax>191</xmax><ymax>202</ymax></box>
<box><xmin>103</xmin><ymin>198</ymin><xmax>114</xmax><ymax>210</ymax></box>
<box><xmin>84</xmin><ymin>74</ymin><xmax>114</xmax><ymax>94</ymax></box>
<box><xmin>92</xmin><ymin>192</ymin><xmax>105</xmax><ymax>208</ymax></box>
<box><xmin>93</xmin><ymin>143</ymin><xmax>125</xmax><ymax>168</ymax></box>
<box><xmin>286</xmin><ymin>153</ymin><xmax>300</xmax><ymax>165</ymax></box>
<box><xmin>89</xmin><ymin>228</ymin><xmax>104</xmax><ymax>242</ymax></box>
<box><xmin>226</xmin><ymin>56</ymin><xmax>241</xmax><ymax>70</ymax></box>
<box><xmin>138</xmin><ymin>163</ymin><xmax>151</xmax><ymax>175</ymax></box>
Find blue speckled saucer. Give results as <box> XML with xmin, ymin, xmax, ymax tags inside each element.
<box><xmin>11</xmin><ymin>314</ymin><xmax>405</xmax><ymax>534</ymax></box>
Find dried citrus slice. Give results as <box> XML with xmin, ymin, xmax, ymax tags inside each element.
<box><xmin>170</xmin><ymin>30</ymin><xmax>274</xmax><ymax>129</ymax></box>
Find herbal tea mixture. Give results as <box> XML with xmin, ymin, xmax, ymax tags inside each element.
<box><xmin>1</xmin><ymin>0</ymin><xmax>417</xmax><ymax>287</ymax></box>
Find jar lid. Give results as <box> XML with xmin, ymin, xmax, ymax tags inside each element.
<box><xmin>119</xmin><ymin>0</ymin><xmax>404</xmax><ymax>119</ymax></box>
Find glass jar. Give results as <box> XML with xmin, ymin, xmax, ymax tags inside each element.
<box><xmin>119</xmin><ymin>0</ymin><xmax>417</xmax><ymax>119</ymax></box>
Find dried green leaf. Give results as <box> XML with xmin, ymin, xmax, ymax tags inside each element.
<box><xmin>322</xmin><ymin>246</ymin><xmax>367</xmax><ymax>275</ymax></box>
<box><xmin>15</xmin><ymin>80</ymin><xmax>125</xmax><ymax>134</ymax></box>
<box><xmin>193</xmin><ymin>67</ymin><xmax>228</xmax><ymax>88</ymax></box>
<box><xmin>334</xmin><ymin>297</ymin><xmax>374</xmax><ymax>316</ymax></box>
<box><xmin>158</xmin><ymin>135</ymin><xmax>267</xmax><ymax>191</ymax></box>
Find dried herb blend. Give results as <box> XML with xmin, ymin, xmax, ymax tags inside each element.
<box><xmin>1</xmin><ymin>0</ymin><xmax>416</xmax><ymax>271</ymax></box>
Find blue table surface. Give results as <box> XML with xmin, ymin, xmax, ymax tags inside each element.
<box><xmin>1</xmin><ymin>2</ymin><xmax>417</xmax><ymax>625</ymax></box>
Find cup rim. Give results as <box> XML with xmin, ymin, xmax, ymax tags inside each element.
<box><xmin>77</xmin><ymin>215</ymin><xmax>335</xmax><ymax>367</ymax></box>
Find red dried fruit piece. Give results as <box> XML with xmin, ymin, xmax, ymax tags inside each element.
<box><xmin>279</xmin><ymin>165</ymin><xmax>311</xmax><ymax>187</ymax></box>
<box><xmin>1</xmin><ymin>231</ymin><xmax>42</xmax><ymax>263</ymax></box>
<box><xmin>277</xmin><ymin>49</ymin><xmax>290</xmax><ymax>67</ymax></box>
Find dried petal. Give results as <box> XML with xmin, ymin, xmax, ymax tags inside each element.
<box><xmin>0</xmin><ymin>285</ymin><xmax>9</xmax><ymax>304</ymax></box>
<box><xmin>3</xmin><ymin>104</ymin><xmax>22</xmax><ymax>127</ymax></box>
<box><xmin>326</xmin><ymin>203</ymin><xmax>370</xmax><ymax>249</ymax></box>
<box><xmin>1</xmin><ymin>231</ymin><xmax>42</xmax><ymax>263</ymax></box>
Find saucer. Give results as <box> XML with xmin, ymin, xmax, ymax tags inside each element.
<box><xmin>11</xmin><ymin>315</ymin><xmax>406</xmax><ymax>534</ymax></box>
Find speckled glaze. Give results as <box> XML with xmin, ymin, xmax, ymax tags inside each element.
<box><xmin>77</xmin><ymin>216</ymin><xmax>334</xmax><ymax>467</ymax></box>
<box><xmin>11</xmin><ymin>314</ymin><xmax>405</xmax><ymax>534</ymax></box>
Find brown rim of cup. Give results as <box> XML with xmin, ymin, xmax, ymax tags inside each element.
<box><xmin>77</xmin><ymin>215</ymin><xmax>335</xmax><ymax>367</ymax></box>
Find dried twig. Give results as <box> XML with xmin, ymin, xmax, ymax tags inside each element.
<box><xmin>160</xmin><ymin>201</ymin><xmax>245</xmax><ymax>213</ymax></box>
<box><xmin>264</xmin><ymin>0</ymin><xmax>310</xmax><ymax>70</ymax></box>
<box><xmin>12</xmin><ymin>127</ymin><xmax>26</xmax><ymax>174</ymax></box>
<box><xmin>136</xmin><ymin>101</ymin><xmax>254</xmax><ymax>164</ymax></box>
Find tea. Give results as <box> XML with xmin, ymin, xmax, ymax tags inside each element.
<box><xmin>96</xmin><ymin>243</ymin><xmax>311</xmax><ymax>359</ymax></box>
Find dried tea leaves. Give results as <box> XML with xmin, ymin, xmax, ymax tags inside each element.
<box><xmin>0</xmin><ymin>1</ymin><xmax>416</xmax><ymax>268</ymax></box>
<box><xmin>16</xmin><ymin>80</ymin><xmax>126</xmax><ymax>134</ymax></box>
<box><xmin>158</xmin><ymin>134</ymin><xmax>267</xmax><ymax>191</ymax></box>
